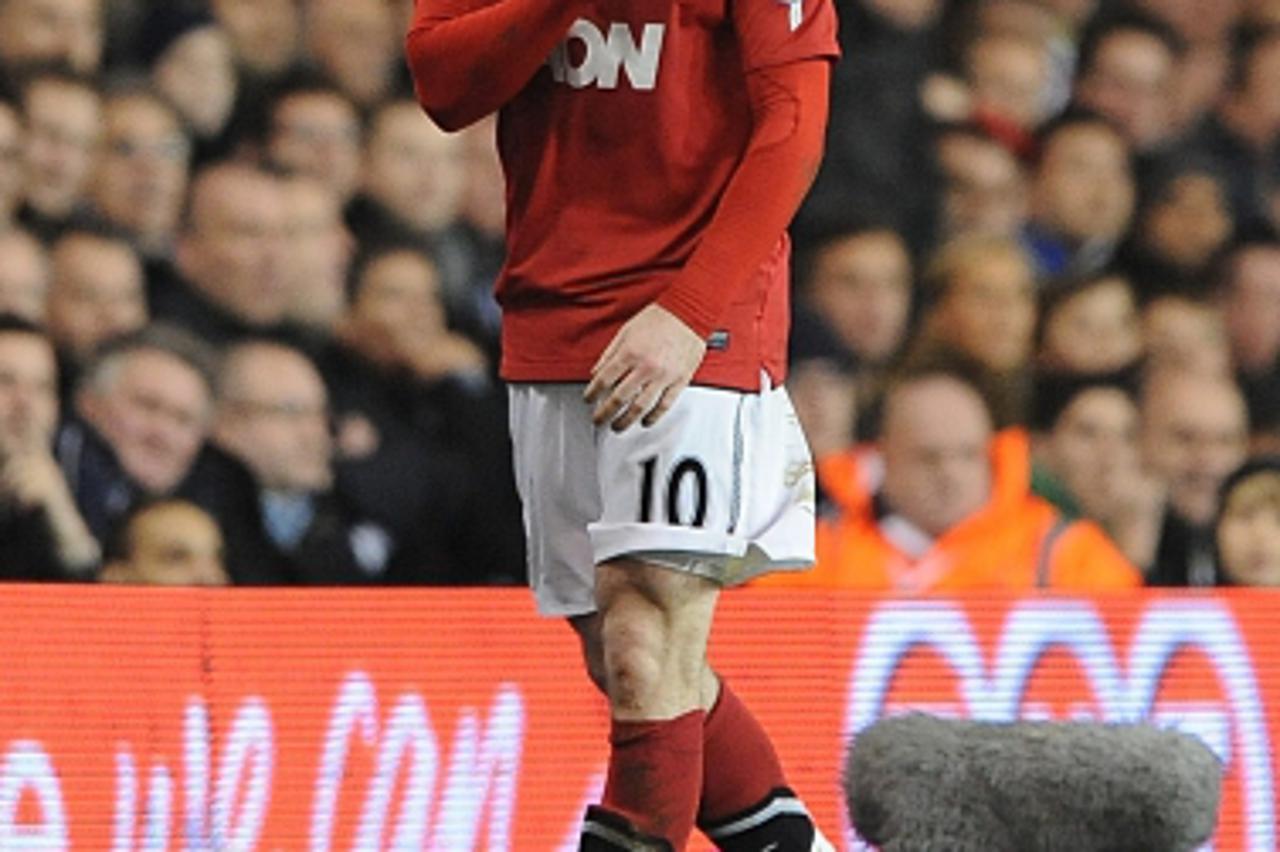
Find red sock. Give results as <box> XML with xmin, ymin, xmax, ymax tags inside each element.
<box><xmin>602</xmin><ymin>709</ymin><xmax>705</xmax><ymax>848</ymax></box>
<box><xmin>698</xmin><ymin>681</ymin><xmax>788</xmax><ymax>825</ymax></box>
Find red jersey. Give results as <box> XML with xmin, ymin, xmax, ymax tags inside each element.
<box><xmin>492</xmin><ymin>0</ymin><xmax>838</xmax><ymax>390</ymax></box>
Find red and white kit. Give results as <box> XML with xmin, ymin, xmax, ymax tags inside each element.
<box><xmin>411</xmin><ymin>0</ymin><xmax>838</xmax><ymax>610</ymax></box>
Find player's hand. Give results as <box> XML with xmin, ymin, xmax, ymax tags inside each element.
<box><xmin>585</xmin><ymin>304</ymin><xmax>707</xmax><ymax>432</ymax></box>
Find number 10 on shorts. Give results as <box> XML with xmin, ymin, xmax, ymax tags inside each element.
<box><xmin>638</xmin><ymin>455</ymin><xmax>709</xmax><ymax>528</ymax></box>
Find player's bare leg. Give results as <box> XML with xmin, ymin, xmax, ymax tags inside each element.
<box><xmin>596</xmin><ymin>559</ymin><xmax>718</xmax><ymax>720</ymax></box>
<box><xmin>579</xmin><ymin>557</ymin><xmax>716</xmax><ymax>850</ymax></box>
<box><xmin>573</xmin><ymin>579</ymin><xmax>831</xmax><ymax>852</ymax></box>
<box><xmin>570</xmin><ymin>612</ymin><xmax>718</xmax><ymax>705</ymax></box>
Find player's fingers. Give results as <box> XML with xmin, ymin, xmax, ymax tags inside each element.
<box><xmin>641</xmin><ymin>379</ymin><xmax>687</xmax><ymax>428</ymax></box>
<box><xmin>584</xmin><ymin>356</ymin><xmax>627</xmax><ymax>403</ymax></box>
<box><xmin>592</xmin><ymin>370</ymin><xmax>645</xmax><ymax>426</ymax></box>
<box><xmin>583</xmin><ymin>373</ymin><xmax>605</xmax><ymax>404</ymax></box>
<box><xmin>612</xmin><ymin>380</ymin><xmax>665</xmax><ymax>432</ymax></box>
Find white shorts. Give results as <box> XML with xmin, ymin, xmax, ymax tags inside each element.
<box><xmin>508</xmin><ymin>379</ymin><xmax>816</xmax><ymax>616</ymax></box>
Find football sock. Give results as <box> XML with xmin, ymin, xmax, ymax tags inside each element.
<box><xmin>698</xmin><ymin>682</ymin><xmax>816</xmax><ymax>850</ymax></box>
<box><xmin>699</xmin><ymin>681</ymin><xmax>786</xmax><ymax>821</ymax></box>
<box><xmin>597</xmin><ymin>709</ymin><xmax>704</xmax><ymax>849</ymax></box>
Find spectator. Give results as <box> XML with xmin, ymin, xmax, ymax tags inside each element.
<box><xmin>3</xmin><ymin>0</ymin><xmax>1276</xmax><ymax>600</ymax></box>
<box><xmin>788</xmin><ymin>305</ymin><xmax>859</xmax><ymax>461</ymax></box>
<box><xmin>214</xmin><ymin>340</ymin><xmax>428</xmax><ymax>584</ymax></box>
<box><xmin>326</xmin><ymin>244</ymin><xmax>493</xmax><ymax>458</ymax></box>
<box><xmin>1037</xmin><ymin>271</ymin><xmax>1143</xmax><ymax>374</ymax></box>
<box><xmin>800</xmin><ymin>225</ymin><xmax>914</xmax><ymax>412</ymax></box>
<box><xmin>281</xmin><ymin>175</ymin><xmax>352</xmax><ymax>338</ymax></box>
<box><xmin>933</xmin><ymin>123</ymin><xmax>1030</xmax><ymax>240</ymax></box>
<box><xmin>210</xmin><ymin>0</ymin><xmax>300</xmax><ymax>80</ymax></box>
<box><xmin>796</xmin><ymin>0</ymin><xmax>942</xmax><ymax>250</ymax></box>
<box><xmin>18</xmin><ymin>68</ymin><xmax>101</xmax><ymax>243</ymax></box>
<box><xmin>160</xmin><ymin>161</ymin><xmax>292</xmax><ymax>347</ymax></box>
<box><xmin>354</xmin><ymin>97</ymin><xmax>465</xmax><ymax>241</ymax></box>
<box><xmin>99</xmin><ymin>498</ymin><xmax>228</xmax><ymax>586</ymax></box>
<box><xmin>1142</xmin><ymin>292</ymin><xmax>1233</xmax><ymax>376</ymax></box>
<box><xmin>68</xmin><ymin>324</ymin><xmax>213</xmax><ymax>507</ymax></box>
<box><xmin>1141</xmin><ymin>367</ymin><xmax>1250</xmax><ymax>584</ymax></box>
<box><xmin>206</xmin><ymin>0</ymin><xmax>301</xmax><ymax>173</ymax></box>
<box><xmin>916</xmin><ymin>233</ymin><xmax>1038</xmax><ymax>425</ymax></box>
<box><xmin>1031</xmin><ymin>368</ymin><xmax>1163</xmax><ymax>568</ymax></box>
<box><xmin>757</xmin><ymin>367</ymin><xmax>1140</xmax><ymax>591</ymax></box>
<box><xmin>303</xmin><ymin>0</ymin><xmax>402</xmax><ymax>109</ymax></box>
<box><xmin>347</xmin><ymin>98</ymin><xmax>472</xmax><ymax>320</ymax></box>
<box><xmin>0</xmin><ymin>313</ymin><xmax>97</xmax><ymax>579</ymax></box>
<box><xmin>1073</xmin><ymin>9</ymin><xmax>1185</xmax><ymax>161</ymax></box>
<box><xmin>0</xmin><ymin>0</ymin><xmax>102</xmax><ymax>76</ymax></box>
<box><xmin>1025</xmin><ymin>111</ymin><xmax>1136</xmax><ymax>278</ymax></box>
<box><xmin>1117</xmin><ymin>153</ymin><xmax>1235</xmax><ymax>296</ymax></box>
<box><xmin>45</xmin><ymin>228</ymin><xmax>147</xmax><ymax>391</ymax></box>
<box><xmin>1131</xmin><ymin>0</ymin><xmax>1242</xmax><ymax>132</ymax></box>
<box><xmin>0</xmin><ymin>96</ymin><xmax>22</xmax><ymax>233</ymax></box>
<box><xmin>0</xmin><ymin>227</ymin><xmax>48</xmax><ymax>321</ymax></box>
<box><xmin>60</xmin><ymin>324</ymin><xmax>273</xmax><ymax>583</ymax></box>
<box><xmin>970</xmin><ymin>0</ymin><xmax>1094</xmax><ymax>118</ymax></box>
<box><xmin>89</xmin><ymin>86</ymin><xmax>191</xmax><ymax>270</ymax></box>
<box><xmin>1186</xmin><ymin>24</ymin><xmax>1280</xmax><ymax>228</ymax></box>
<box><xmin>1213</xmin><ymin>456</ymin><xmax>1280</xmax><ymax>586</ymax></box>
<box><xmin>335</xmin><ymin>244</ymin><xmax>488</xmax><ymax>388</ymax></box>
<box><xmin>1216</xmin><ymin>232</ymin><xmax>1280</xmax><ymax>442</ymax></box>
<box><xmin>264</xmin><ymin>72</ymin><xmax>362</xmax><ymax>205</ymax></box>
<box><xmin>923</xmin><ymin>4</ymin><xmax>1057</xmax><ymax>136</ymax></box>
<box><xmin>322</xmin><ymin>244</ymin><xmax>524</xmax><ymax>584</ymax></box>
<box><xmin>965</xmin><ymin>30</ymin><xmax>1054</xmax><ymax>136</ymax></box>
<box><xmin>142</xmin><ymin>8</ymin><xmax>238</xmax><ymax>165</ymax></box>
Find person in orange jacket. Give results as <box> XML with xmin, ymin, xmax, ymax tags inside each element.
<box><xmin>761</xmin><ymin>366</ymin><xmax>1142</xmax><ymax>592</ymax></box>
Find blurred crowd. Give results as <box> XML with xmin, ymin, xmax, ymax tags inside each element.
<box><xmin>781</xmin><ymin>0</ymin><xmax>1280</xmax><ymax>591</ymax></box>
<box><xmin>0</xmin><ymin>0</ymin><xmax>1277</xmax><ymax>591</ymax></box>
<box><xmin>0</xmin><ymin>0</ymin><xmax>523</xmax><ymax>586</ymax></box>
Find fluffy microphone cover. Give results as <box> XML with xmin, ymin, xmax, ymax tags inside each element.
<box><xmin>844</xmin><ymin>712</ymin><xmax>1222</xmax><ymax>852</ymax></box>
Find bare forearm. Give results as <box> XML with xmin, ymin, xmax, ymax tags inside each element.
<box><xmin>406</xmin><ymin>0</ymin><xmax>585</xmax><ymax>131</ymax></box>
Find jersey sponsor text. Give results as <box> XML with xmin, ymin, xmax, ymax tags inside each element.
<box><xmin>547</xmin><ymin>20</ymin><xmax>665</xmax><ymax>90</ymax></box>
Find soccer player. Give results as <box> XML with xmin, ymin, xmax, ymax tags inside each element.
<box><xmin>407</xmin><ymin>0</ymin><xmax>838</xmax><ymax>848</ymax></box>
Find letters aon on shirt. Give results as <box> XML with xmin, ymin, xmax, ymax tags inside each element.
<box><xmin>546</xmin><ymin>20</ymin><xmax>665</xmax><ymax>90</ymax></box>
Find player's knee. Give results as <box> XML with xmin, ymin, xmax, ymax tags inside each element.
<box><xmin>596</xmin><ymin>559</ymin><xmax>714</xmax><ymax>710</ymax></box>
<box><xmin>601</xmin><ymin>608</ymin><xmax>667</xmax><ymax>711</ymax></box>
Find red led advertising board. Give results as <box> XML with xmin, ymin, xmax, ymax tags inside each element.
<box><xmin>0</xmin><ymin>587</ymin><xmax>1273</xmax><ymax>849</ymax></box>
